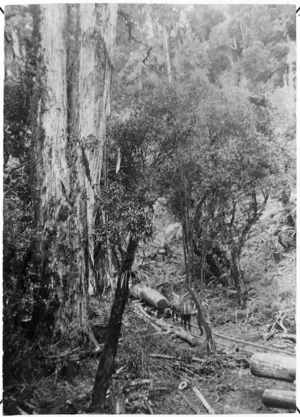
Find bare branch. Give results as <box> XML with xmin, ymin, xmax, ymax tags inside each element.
<box><xmin>118</xmin><ymin>9</ymin><xmax>151</xmax><ymax>49</ymax></box>
<box><xmin>228</xmin><ymin>37</ymin><xmax>237</xmax><ymax>50</ymax></box>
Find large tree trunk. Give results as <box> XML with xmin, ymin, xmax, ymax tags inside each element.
<box><xmin>30</xmin><ymin>4</ymin><xmax>117</xmax><ymax>345</ymax></box>
<box><xmin>75</xmin><ymin>3</ymin><xmax>117</xmax><ymax>295</ymax></box>
<box><xmin>4</xmin><ymin>6</ymin><xmax>26</xmax><ymax>82</ymax></box>
<box><xmin>32</xmin><ymin>4</ymin><xmax>89</xmax><ymax>343</ymax></box>
<box><xmin>76</xmin><ymin>3</ymin><xmax>99</xmax><ymax>295</ymax></box>
<box><xmin>91</xmin><ymin>4</ymin><xmax>117</xmax><ymax>294</ymax></box>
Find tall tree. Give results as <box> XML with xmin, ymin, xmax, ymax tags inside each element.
<box><xmin>29</xmin><ymin>3</ymin><xmax>117</xmax><ymax>344</ymax></box>
<box><xmin>71</xmin><ymin>3</ymin><xmax>117</xmax><ymax>294</ymax></box>
<box><xmin>30</xmin><ymin>4</ymin><xmax>76</xmax><ymax>341</ymax></box>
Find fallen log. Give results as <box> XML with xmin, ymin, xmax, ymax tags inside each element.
<box><xmin>130</xmin><ymin>284</ymin><xmax>169</xmax><ymax>309</ymax></box>
<box><xmin>143</xmin><ymin>398</ymin><xmax>154</xmax><ymax>414</ymax></box>
<box><xmin>149</xmin><ymin>384</ymin><xmax>174</xmax><ymax>393</ymax></box>
<box><xmin>178</xmin><ymin>391</ymin><xmax>200</xmax><ymax>414</ymax></box>
<box><xmin>134</xmin><ymin>304</ymin><xmax>170</xmax><ymax>331</ymax></box>
<box><xmin>140</xmin><ymin>287</ymin><xmax>169</xmax><ymax>309</ymax></box>
<box><xmin>213</xmin><ymin>331</ymin><xmax>295</xmax><ymax>355</ymax></box>
<box><xmin>149</xmin><ymin>354</ymin><xmax>176</xmax><ymax>360</ymax></box>
<box><xmin>130</xmin><ymin>284</ymin><xmax>145</xmax><ymax>299</ymax></box>
<box><xmin>150</xmin><ymin>322</ymin><xmax>164</xmax><ymax>333</ymax></box>
<box><xmin>191</xmin><ymin>357</ymin><xmax>205</xmax><ymax>363</ymax></box>
<box><xmin>126</xmin><ymin>379</ymin><xmax>151</xmax><ymax>387</ymax></box>
<box><xmin>262</xmin><ymin>389</ymin><xmax>296</xmax><ymax>410</ymax></box>
<box><xmin>175</xmin><ymin>329</ymin><xmax>198</xmax><ymax>346</ymax></box>
<box><xmin>132</xmin><ymin>303</ymin><xmax>198</xmax><ymax>346</ymax></box>
<box><xmin>192</xmin><ymin>386</ymin><xmax>215</xmax><ymax>414</ymax></box>
<box><xmin>250</xmin><ymin>353</ymin><xmax>296</xmax><ymax>382</ymax></box>
<box><xmin>280</xmin><ymin>333</ymin><xmax>296</xmax><ymax>343</ymax></box>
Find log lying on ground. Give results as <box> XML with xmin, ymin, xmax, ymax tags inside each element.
<box><xmin>130</xmin><ymin>284</ymin><xmax>169</xmax><ymax>309</ymax></box>
<box><xmin>132</xmin><ymin>303</ymin><xmax>198</xmax><ymax>346</ymax></box>
<box><xmin>140</xmin><ymin>287</ymin><xmax>169</xmax><ymax>309</ymax></box>
<box><xmin>192</xmin><ymin>386</ymin><xmax>215</xmax><ymax>414</ymax></box>
<box><xmin>250</xmin><ymin>353</ymin><xmax>296</xmax><ymax>382</ymax></box>
<box><xmin>130</xmin><ymin>284</ymin><xmax>145</xmax><ymax>299</ymax></box>
<box><xmin>178</xmin><ymin>391</ymin><xmax>201</xmax><ymax>414</ymax></box>
<box><xmin>262</xmin><ymin>389</ymin><xmax>296</xmax><ymax>410</ymax></box>
<box><xmin>280</xmin><ymin>333</ymin><xmax>296</xmax><ymax>343</ymax></box>
<box><xmin>175</xmin><ymin>329</ymin><xmax>198</xmax><ymax>346</ymax></box>
<box><xmin>213</xmin><ymin>331</ymin><xmax>295</xmax><ymax>355</ymax></box>
<box><xmin>134</xmin><ymin>304</ymin><xmax>170</xmax><ymax>331</ymax></box>
<box><xmin>150</xmin><ymin>354</ymin><xmax>176</xmax><ymax>360</ymax></box>
<box><xmin>143</xmin><ymin>398</ymin><xmax>154</xmax><ymax>415</ymax></box>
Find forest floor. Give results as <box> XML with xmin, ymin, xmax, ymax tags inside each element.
<box><xmin>4</xmin><ymin>261</ymin><xmax>295</xmax><ymax>415</ymax></box>
<box><xmin>3</xmin><ymin>197</ymin><xmax>296</xmax><ymax>415</ymax></box>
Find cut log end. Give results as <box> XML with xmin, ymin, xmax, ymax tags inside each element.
<box><xmin>130</xmin><ymin>284</ymin><xmax>169</xmax><ymax>309</ymax></box>
<box><xmin>262</xmin><ymin>389</ymin><xmax>296</xmax><ymax>410</ymax></box>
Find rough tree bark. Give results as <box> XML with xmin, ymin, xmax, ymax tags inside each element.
<box><xmin>92</xmin><ymin>4</ymin><xmax>117</xmax><ymax>294</ymax></box>
<box><xmin>75</xmin><ymin>3</ymin><xmax>100</xmax><ymax>295</ymax></box>
<box><xmin>90</xmin><ymin>237</ymin><xmax>139</xmax><ymax>412</ymax></box>
<box><xmin>4</xmin><ymin>6</ymin><xmax>26</xmax><ymax>82</ymax></box>
<box><xmin>74</xmin><ymin>3</ymin><xmax>117</xmax><ymax>295</ymax></box>
<box><xmin>250</xmin><ymin>353</ymin><xmax>296</xmax><ymax>382</ymax></box>
<box><xmin>30</xmin><ymin>3</ymin><xmax>117</xmax><ymax>344</ymax></box>
<box><xmin>31</xmin><ymin>4</ymin><xmax>88</xmax><ymax>343</ymax></box>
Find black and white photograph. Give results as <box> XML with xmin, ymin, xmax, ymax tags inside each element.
<box><xmin>2</xmin><ymin>2</ymin><xmax>297</xmax><ymax>414</ymax></box>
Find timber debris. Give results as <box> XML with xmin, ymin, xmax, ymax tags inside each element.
<box><xmin>262</xmin><ymin>389</ymin><xmax>296</xmax><ymax>410</ymax></box>
<box><xmin>250</xmin><ymin>352</ymin><xmax>296</xmax><ymax>382</ymax></box>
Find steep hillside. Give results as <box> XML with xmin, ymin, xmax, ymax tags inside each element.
<box><xmin>136</xmin><ymin>193</ymin><xmax>296</xmax><ymax>333</ymax></box>
<box><xmin>241</xmin><ymin>193</ymin><xmax>296</xmax><ymax>326</ymax></box>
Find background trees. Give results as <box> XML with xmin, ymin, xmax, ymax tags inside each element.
<box><xmin>130</xmin><ymin>78</ymin><xmax>280</xmax><ymax>307</ymax></box>
<box><xmin>109</xmin><ymin>1</ymin><xmax>295</xmax><ymax>277</ymax></box>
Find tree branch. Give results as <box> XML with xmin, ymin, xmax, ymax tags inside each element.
<box><xmin>118</xmin><ymin>9</ymin><xmax>151</xmax><ymax>49</ymax></box>
<box><xmin>142</xmin><ymin>46</ymin><xmax>153</xmax><ymax>64</ymax></box>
